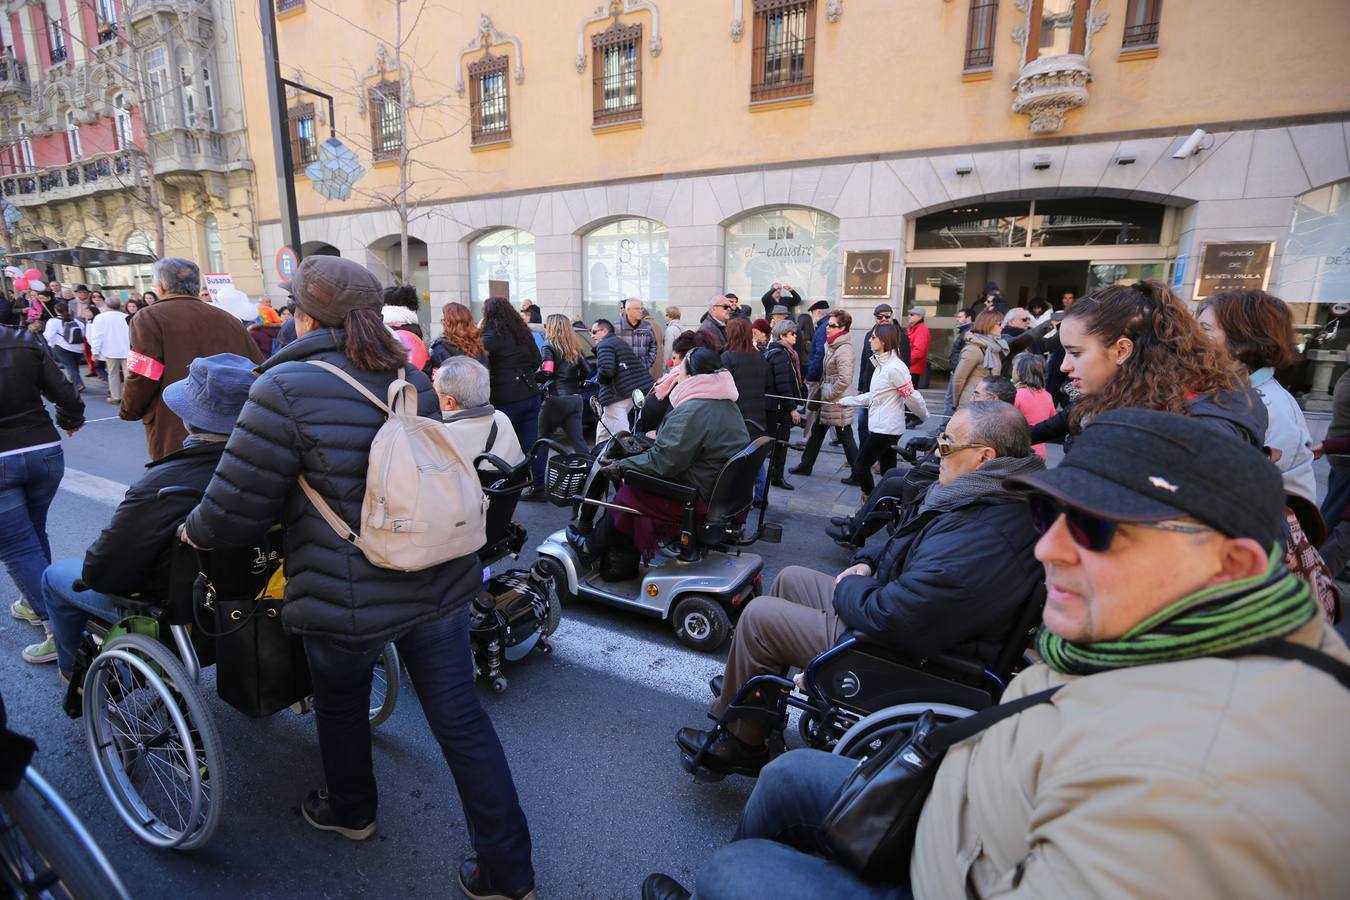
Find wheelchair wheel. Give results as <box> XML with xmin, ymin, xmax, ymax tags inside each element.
<box><xmin>832</xmin><ymin>702</ymin><xmax>976</xmax><ymax>763</ymax></box>
<box><xmin>672</xmin><ymin>595</ymin><xmax>731</xmax><ymax>653</ymax></box>
<box><xmin>83</xmin><ymin>632</ymin><xmax>225</xmax><ymax>851</ymax></box>
<box><xmin>368</xmin><ymin>643</ymin><xmax>400</xmax><ymax>729</ymax></box>
<box><xmin>1</xmin><ymin>770</ymin><xmax>131</xmax><ymax>899</ymax></box>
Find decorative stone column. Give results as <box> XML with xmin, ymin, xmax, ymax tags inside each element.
<box><xmin>1304</xmin><ymin>348</ymin><xmax>1343</xmax><ymax>412</ymax></box>
<box><xmin>1011</xmin><ymin>54</ymin><xmax>1092</xmax><ymax>134</ymax></box>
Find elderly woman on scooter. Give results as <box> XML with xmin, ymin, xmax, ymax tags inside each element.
<box><xmin>591</xmin><ymin>348</ymin><xmax>750</xmax><ymax>575</ymax></box>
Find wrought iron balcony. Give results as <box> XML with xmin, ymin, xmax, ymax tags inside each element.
<box><xmin>4</xmin><ymin>151</ymin><xmax>144</xmax><ymax>206</ymax></box>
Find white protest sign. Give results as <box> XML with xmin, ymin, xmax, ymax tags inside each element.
<box><xmin>203</xmin><ymin>272</ymin><xmax>235</xmax><ymax>303</ymax></box>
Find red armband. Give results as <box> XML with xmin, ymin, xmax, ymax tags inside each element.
<box><xmin>127</xmin><ymin>350</ymin><xmax>165</xmax><ymax>381</ymax></box>
<box><xmin>896</xmin><ymin>382</ymin><xmax>916</xmax><ymax>398</ymax></box>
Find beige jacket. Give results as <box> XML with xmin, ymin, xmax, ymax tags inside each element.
<box><xmin>807</xmin><ymin>335</ymin><xmax>856</xmax><ymax>430</ymax></box>
<box><xmin>912</xmin><ymin>616</ymin><xmax>1350</xmax><ymax>899</ymax></box>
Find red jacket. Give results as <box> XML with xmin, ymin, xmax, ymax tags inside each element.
<box><xmin>907</xmin><ymin>321</ymin><xmax>931</xmax><ymax>375</ymax></box>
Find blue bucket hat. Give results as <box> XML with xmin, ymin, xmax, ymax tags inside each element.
<box><xmin>162</xmin><ymin>353</ymin><xmax>256</xmax><ymax>435</ymax></box>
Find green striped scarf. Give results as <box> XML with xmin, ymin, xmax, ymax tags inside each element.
<box><xmin>1039</xmin><ymin>549</ymin><xmax>1318</xmax><ymax>675</ymax></box>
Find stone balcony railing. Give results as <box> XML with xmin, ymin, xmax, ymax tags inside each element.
<box><xmin>127</xmin><ymin>0</ymin><xmax>211</xmax><ymax>26</ymax></box>
<box><xmin>3</xmin><ymin>150</ymin><xmax>145</xmax><ymax>206</ymax></box>
<box><xmin>0</xmin><ymin>55</ymin><xmax>30</xmax><ymax>98</ymax></box>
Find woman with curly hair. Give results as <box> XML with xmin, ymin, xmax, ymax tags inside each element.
<box><xmin>480</xmin><ymin>296</ymin><xmax>542</xmax><ymax>452</ymax></box>
<box><xmin>429</xmin><ymin>301</ymin><xmax>487</xmax><ymax>370</ymax></box>
<box><xmin>1030</xmin><ymin>280</ymin><xmax>1265</xmax><ymax>450</ymax></box>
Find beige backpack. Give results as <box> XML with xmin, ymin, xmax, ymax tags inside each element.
<box><xmin>297</xmin><ymin>360</ymin><xmax>488</xmax><ymax>572</ymax></box>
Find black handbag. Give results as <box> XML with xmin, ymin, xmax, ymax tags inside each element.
<box><xmin>192</xmin><ymin>540</ymin><xmax>313</xmax><ymax>718</ymax></box>
<box><xmin>820</xmin><ymin>638</ymin><xmax>1350</xmax><ymax>883</ymax></box>
<box><xmin>820</xmin><ymin>687</ymin><xmax>1059</xmax><ymax>881</ymax></box>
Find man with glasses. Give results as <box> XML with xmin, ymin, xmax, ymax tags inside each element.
<box><xmin>699</xmin><ymin>295</ymin><xmax>733</xmax><ymax>352</ymax></box>
<box><xmin>674</xmin><ymin>401</ymin><xmax>1043</xmax><ymax>777</ymax></box>
<box><xmin>647</xmin><ymin>408</ymin><xmax>1350</xmax><ymax>900</ymax></box>
<box><xmin>592</xmin><ymin>318</ymin><xmax>654</xmax><ymax>445</ymax></box>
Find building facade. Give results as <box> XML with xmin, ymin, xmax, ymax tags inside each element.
<box><xmin>0</xmin><ymin>0</ymin><xmax>260</xmax><ymax>297</ymax></box>
<box><xmin>241</xmin><ymin>0</ymin><xmax>1350</xmax><ymax>368</ymax></box>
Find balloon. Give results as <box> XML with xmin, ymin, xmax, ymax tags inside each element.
<box><xmin>23</xmin><ymin>268</ymin><xmax>42</xmax><ymax>282</ymax></box>
<box><xmin>3</xmin><ymin>265</ymin><xmax>20</xmax><ymax>278</ymax></box>
<box><xmin>215</xmin><ymin>286</ymin><xmax>256</xmax><ymax>321</ymax></box>
<box><xmin>13</xmin><ymin>277</ymin><xmax>29</xmax><ymax>291</ymax></box>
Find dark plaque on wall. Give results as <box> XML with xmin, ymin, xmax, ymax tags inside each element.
<box><xmin>488</xmin><ymin>279</ymin><xmax>510</xmax><ymax>300</ymax></box>
<box><xmin>1193</xmin><ymin>241</ymin><xmax>1274</xmax><ymax>300</ymax></box>
<box><xmin>843</xmin><ymin>250</ymin><xmax>893</xmax><ymax>299</ymax></box>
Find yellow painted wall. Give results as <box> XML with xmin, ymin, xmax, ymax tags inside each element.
<box><xmin>238</xmin><ymin>0</ymin><xmax>1350</xmax><ymax>222</ymax></box>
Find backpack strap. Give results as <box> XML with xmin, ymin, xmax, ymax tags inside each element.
<box><xmin>304</xmin><ymin>360</ymin><xmax>391</xmax><ymax>414</ymax></box>
<box><xmin>1235</xmin><ymin>638</ymin><xmax>1350</xmax><ymax>690</ymax></box>
<box><xmin>485</xmin><ymin>420</ymin><xmax>498</xmax><ymax>453</ymax></box>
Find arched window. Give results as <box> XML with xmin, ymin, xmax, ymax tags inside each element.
<box><xmin>203</xmin><ymin>213</ymin><xmax>224</xmax><ymax>273</ymax></box>
<box><xmin>582</xmin><ymin>218</ymin><xmax>668</xmax><ymax>323</ymax></box>
<box><xmin>1280</xmin><ymin>179</ymin><xmax>1350</xmax><ymax>305</ymax></box>
<box><xmin>724</xmin><ymin>207</ymin><xmax>840</xmax><ymax>303</ymax></box>
<box><xmin>65</xmin><ymin>110</ymin><xmax>81</xmax><ymax>161</ymax></box>
<box><xmin>469</xmin><ymin>228</ymin><xmax>536</xmax><ymax>314</ymax></box>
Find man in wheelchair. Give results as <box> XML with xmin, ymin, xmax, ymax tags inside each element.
<box><xmin>647</xmin><ymin>409</ymin><xmax>1350</xmax><ymax>900</ymax></box>
<box><xmin>29</xmin><ymin>353</ymin><xmax>254</xmax><ymax>681</ymax></box>
<box><xmin>676</xmin><ymin>401</ymin><xmax>1045</xmax><ymax>776</ymax></box>
<box><xmin>585</xmin><ymin>347</ymin><xmax>750</xmax><ymax>575</ymax></box>
<box><xmin>436</xmin><ymin>355</ymin><xmax>526</xmax><ymax>472</ymax></box>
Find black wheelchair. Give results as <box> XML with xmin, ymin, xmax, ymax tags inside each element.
<box><xmin>828</xmin><ymin>433</ymin><xmax>940</xmax><ymax>550</ymax></box>
<box><xmin>66</xmin><ymin>492</ymin><xmax>399</xmax><ymax>851</ymax></box>
<box><xmin>682</xmin><ymin>584</ymin><xmax>1046</xmax><ymax>778</ymax></box>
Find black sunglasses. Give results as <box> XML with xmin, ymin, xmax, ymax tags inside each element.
<box><xmin>1028</xmin><ymin>494</ymin><xmax>1212</xmax><ymax>553</ymax></box>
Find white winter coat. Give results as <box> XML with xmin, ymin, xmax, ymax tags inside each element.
<box><xmin>1252</xmin><ymin>367</ymin><xmax>1317</xmax><ymax>503</ymax></box>
<box><xmin>839</xmin><ymin>350</ymin><xmax>927</xmax><ymax>434</ymax></box>
<box><xmin>87</xmin><ymin>310</ymin><xmax>130</xmax><ymax>360</ymax></box>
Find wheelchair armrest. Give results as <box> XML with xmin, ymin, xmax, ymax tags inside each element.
<box><xmin>840</xmin><ymin>632</ymin><xmax>987</xmax><ymax>682</ymax></box>
<box><xmin>157</xmin><ymin>485</ymin><xmax>204</xmax><ymax>502</ymax></box>
<box><xmin>620</xmin><ymin>468</ymin><xmax>699</xmax><ymax>505</ymax></box>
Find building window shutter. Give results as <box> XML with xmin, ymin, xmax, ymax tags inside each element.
<box><xmin>751</xmin><ymin>0</ymin><xmax>816</xmax><ymax>102</ymax></box>
<box><xmin>469</xmin><ymin>52</ymin><xmax>510</xmax><ymax>144</ymax></box>
<box><xmin>591</xmin><ymin>20</ymin><xmax>642</xmax><ymax>126</ymax></box>
<box><xmin>964</xmin><ymin>0</ymin><xmax>999</xmax><ymax>70</ymax></box>
<box><xmin>1122</xmin><ymin>0</ymin><xmax>1162</xmax><ymax>47</ymax></box>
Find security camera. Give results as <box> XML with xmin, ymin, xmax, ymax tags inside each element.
<box><xmin>1172</xmin><ymin>128</ymin><xmax>1211</xmax><ymax>159</ymax></box>
<box><xmin>1032</xmin><ymin>154</ymin><xmax>1052</xmax><ymax>171</ymax></box>
<box><xmin>954</xmin><ymin>158</ymin><xmax>973</xmax><ymax>176</ymax></box>
<box><xmin>1114</xmin><ymin>148</ymin><xmax>1137</xmax><ymax>166</ymax></box>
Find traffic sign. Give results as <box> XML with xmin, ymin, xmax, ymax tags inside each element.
<box><xmin>276</xmin><ymin>246</ymin><xmax>299</xmax><ymax>280</ymax></box>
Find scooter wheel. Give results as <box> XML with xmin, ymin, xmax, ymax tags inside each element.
<box><xmin>672</xmin><ymin>594</ymin><xmax>731</xmax><ymax>653</ymax></box>
<box><xmin>491</xmin><ymin>676</ymin><xmax>509</xmax><ymax>694</ymax></box>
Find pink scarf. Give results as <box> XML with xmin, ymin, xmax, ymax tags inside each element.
<box><xmin>670</xmin><ymin>370</ymin><xmax>739</xmax><ymax>408</ymax></box>
<box><xmin>652</xmin><ymin>368</ymin><xmax>686</xmax><ymax>401</ymax></box>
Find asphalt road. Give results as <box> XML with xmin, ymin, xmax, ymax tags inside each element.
<box><xmin>1</xmin><ymin>397</ymin><xmax>867</xmax><ymax>899</ymax></box>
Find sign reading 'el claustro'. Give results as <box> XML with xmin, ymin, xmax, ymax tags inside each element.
<box><xmin>1193</xmin><ymin>241</ymin><xmax>1275</xmax><ymax>300</ymax></box>
<box><xmin>843</xmin><ymin>250</ymin><xmax>893</xmax><ymax>299</ymax></box>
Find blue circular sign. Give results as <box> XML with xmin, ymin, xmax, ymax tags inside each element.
<box><xmin>276</xmin><ymin>247</ymin><xmax>299</xmax><ymax>279</ymax></box>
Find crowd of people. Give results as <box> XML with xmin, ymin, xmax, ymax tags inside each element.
<box><xmin>3</xmin><ymin>252</ymin><xmax>1349</xmax><ymax>899</ymax></box>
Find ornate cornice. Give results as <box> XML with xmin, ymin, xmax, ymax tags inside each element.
<box><xmin>576</xmin><ymin>0</ymin><xmax>662</xmax><ymax>73</ymax></box>
<box><xmin>455</xmin><ymin>14</ymin><xmax>524</xmax><ymax>97</ymax></box>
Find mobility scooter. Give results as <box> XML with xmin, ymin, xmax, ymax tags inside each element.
<box><xmin>532</xmin><ymin>396</ymin><xmax>782</xmax><ymax>653</ymax></box>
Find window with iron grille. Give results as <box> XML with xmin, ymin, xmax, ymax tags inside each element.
<box><xmin>288</xmin><ymin>101</ymin><xmax>317</xmax><ymax>170</ymax></box>
<box><xmin>592</xmin><ymin>20</ymin><xmax>641</xmax><ymax>126</ymax></box>
<box><xmin>469</xmin><ymin>52</ymin><xmax>510</xmax><ymax>144</ymax></box>
<box><xmin>751</xmin><ymin>0</ymin><xmax>815</xmax><ymax>102</ymax></box>
<box><xmin>1122</xmin><ymin>0</ymin><xmax>1162</xmax><ymax>47</ymax></box>
<box><xmin>275</xmin><ymin>0</ymin><xmax>305</xmax><ymax>11</ymax></box>
<box><xmin>368</xmin><ymin>81</ymin><xmax>402</xmax><ymax>160</ymax></box>
<box><xmin>48</xmin><ymin>18</ymin><xmax>66</xmax><ymax>64</ymax></box>
<box><xmin>964</xmin><ymin>0</ymin><xmax>999</xmax><ymax>70</ymax></box>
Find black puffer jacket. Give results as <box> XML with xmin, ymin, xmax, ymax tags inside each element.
<box><xmin>595</xmin><ymin>334</ymin><xmax>654</xmax><ymax>404</ymax></box>
<box><xmin>720</xmin><ymin>349</ymin><xmax>771</xmax><ymax>432</ymax></box>
<box><xmin>84</xmin><ymin>441</ymin><xmax>224</xmax><ymax>601</ymax></box>
<box><xmin>764</xmin><ymin>341</ymin><xmax>804</xmax><ymax>430</ymax></box>
<box><xmin>834</xmin><ymin>492</ymin><xmax>1042</xmax><ymax>668</ymax></box>
<box><xmin>183</xmin><ymin>329</ymin><xmax>480</xmax><ymax>644</ymax></box>
<box><xmin>1029</xmin><ymin>387</ymin><xmax>1268</xmax><ymax>452</ymax></box>
<box><xmin>428</xmin><ymin>336</ymin><xmax>487</xmax><ymax>371</ymax></box>
<box><xmin>0</xmin><ymin>325</ymin><xmax>84</xmax><ymax>455</ymax></box>
<box><xmin>481</xmin><ymin>326</ymin><xmax>542</xmax><ymax>406</ymax></box>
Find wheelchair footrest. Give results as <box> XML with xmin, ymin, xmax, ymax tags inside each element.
<box><xmin>759</xmin><ymin>522</ymin><xmax>783</xmax><ymax>543</ymax></box>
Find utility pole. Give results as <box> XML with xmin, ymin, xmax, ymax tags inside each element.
<box><xmin>260</xmin><ymin>0</ymin><xmax>302</xmax><ymax>261</ymax></box>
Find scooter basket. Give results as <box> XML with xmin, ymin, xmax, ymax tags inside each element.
<box><xmin>544</xmin><ymin>453</ymin><xmax>592</xmax><ymax>506</ymax></box>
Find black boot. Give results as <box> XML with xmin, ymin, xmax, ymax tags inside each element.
<box><xmin>770</xmin><ymin>478</ymin><xmax>795</xmax><ymax>491</ymax></box>
<box><xmin>458</xmin><ymin>859</ymin><xmax>536</xmax><ymax>900</ymax></box>
<box><xmin>676</xmin><ymin>727</ymin><xmax>769</xmax><ymax>777</ymax></box>
<box><xmin>641</xmin><ymin>874</ymin><xmax>691</xmax><ymax>900</ymax></box>
<box><xmin>788</xmin><ymin>465</ymin><xmax>811</xmax><ymax>476</ymax></box>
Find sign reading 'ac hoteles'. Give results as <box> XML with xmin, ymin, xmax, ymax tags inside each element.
<box><xmin>1193</xmin><ymin>241</ymin><xmax>1275</xmax><ymax>300</ymax></box>
<box><xmin>843</xmin><ymin>250</ymin><xmax>894</xmax><ymax>299</ymax></box>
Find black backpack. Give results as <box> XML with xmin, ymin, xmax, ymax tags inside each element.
<box><xmin>61</xmin><ymin>319</ymin><xmax>84</xmax><ymax>345</ymax></box>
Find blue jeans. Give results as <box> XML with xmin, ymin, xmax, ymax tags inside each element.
<box><xmin>51</xmin><ymin>347</ymin><xmax>84</xmax><ymax>391</ymax></box>
<box><xmin>40</xmin><ymin>558</ymin><xmax>121</xmax><ymax>675</ymax></box>
<box><xmin>303</xmin><ymin>608</ymin><xmax>534</xmax><ymax>892</ymax></box>
<box><xmin>496</xmin><ymin>395</ymin><xmax>541</xmax><ymax>462</ymax></box>
<box><xmin>1321</xmin><ymin>466</ymin><xmax>1350</xmax><ymax>524</ymax></box>
<box><xmin>0</xmin><ymin>445</ymin><xmax>64</xmax><ymax>613</ymax></box>
<box><xmin>696</xmin><ymin>750</ymin><xmax>912</xmax><ymax>900</ymax></box>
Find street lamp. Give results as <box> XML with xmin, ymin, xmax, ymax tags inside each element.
<box><xmin>260</xmin><ymin>0</ymin><xmax>364</xmax><ymax>261</ymax></box>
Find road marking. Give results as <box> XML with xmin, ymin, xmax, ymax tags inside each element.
<box><xmin>61</xmin><ymin>468</ymin><xmax>130</xmax><ymax>506</ymax></box>
<box><xmin>61</xmin><ymin>468</ymin><xmax>726</xmax><ymax>707</ymax></box>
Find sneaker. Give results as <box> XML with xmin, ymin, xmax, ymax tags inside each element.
<box><xmin>458</xmin><ymin>859</ymin><xmax>536</xmax><ymax>900</ymax></box>
<box><xmin>22</xmin><ymin>634</ymin><xmax>57</xmax><ymax>664</ymax></box>
<box><xmin>300</xmin><ymin>788</ymin><xmax>375</xmax><ymax>841</ymax></box>
<box><xmin>10</xmin><ymin>598</ymin><xmax>41</xmax><ymax>627</ymax></box>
